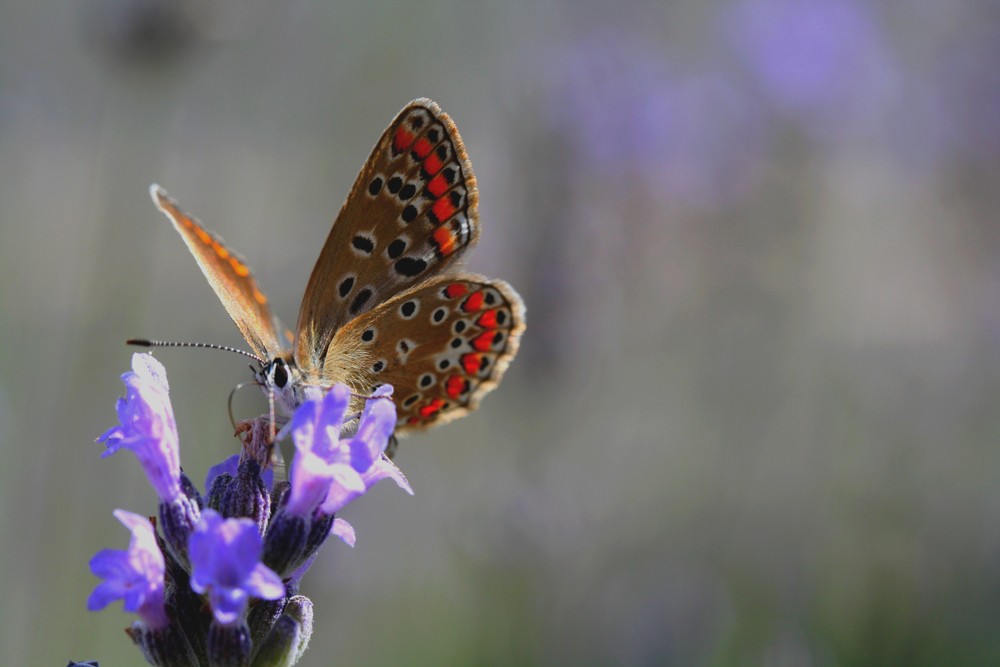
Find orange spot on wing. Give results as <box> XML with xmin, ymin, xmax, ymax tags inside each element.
<box><xmin>195</xmin><ymin>228</ymin><xmax>212</xmax><ymax>245</ymax></box>
<box><xmin>213</xmin><ymin>242</ymin><xmax>230</xmax><ymax>259</ymax></box>
<box><xmin>432</xmin><ymin>226</ymin><xmax>457</xmax><ymax>256</ymax></box>
<box><xmin>445</xmin><ymin>283</ymin><xmax>468</xmax><ymax>299</ymax></box>
<box><xmin>253</xmin><ymin>288</ymin><xmax>267</xmax><ymax>305</ymax></box>
<box><xmin>229</xmin><ymin>257</ymin><xmax>250</xmax><ymax>277</ymax></box>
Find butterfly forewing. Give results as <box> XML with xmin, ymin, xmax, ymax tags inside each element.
<box><xmin>294</xmin><ymin>99</ymin><xmax>481</xmax><ymax>373</ymax></box>
<box><xmin>150</xmin><ymin>185</ymin><xmax>291</xmax><ymax>361</ymax></box>
<box><xmin>325</xmin><ymin>275</ymin><xmax>525</xmax><ymax>433</ymax></box>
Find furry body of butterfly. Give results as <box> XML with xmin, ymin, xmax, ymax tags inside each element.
<box><xmin>149</xmin><ymin>99</ymin><xmax>525</xmax><ymax>438</ymax></box>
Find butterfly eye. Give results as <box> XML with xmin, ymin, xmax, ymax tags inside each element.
<box><xmin>271</xmin><ymin>360</ymin><xmax>288</xmax><ymax>389</ymax></box>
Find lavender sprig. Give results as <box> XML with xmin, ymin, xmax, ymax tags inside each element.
<box><xmin>88</xmin><ymin>353</ymin><xmax>410</xmax><ymax>666</ymax></box>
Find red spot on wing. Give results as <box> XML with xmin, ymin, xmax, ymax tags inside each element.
<box><xmin>432</xmin><ymin>226</ymin><xmax>457</xmax><ymax>256</ymax></box>
<box><xmin>427</xmin><ymin>173</ymin><xmax>449</xmax><ymax>198</ymax></box>
<box><xmin>462</xmin><ymin>291</ymin><xmax>484</xmax><ymax>313</ymax></box>
<box><xmin>472</xmin><ymin>331</ymin><xmax>495</xmax><ymax>352</ymax></box>
<box><xmin>461</xmin><ymin>353</ymin><xmax>481</xmax><ymax>375</ymax></box>
<box><xmin>431</xmin><ymin>196</ymin><xmax>457</xmax><ymax>223</ymax></box>
<box><xmin>476</xmin><ymin>309</ymin><xmax>498</xmax><ymax>329</ymax></box>
<box><xmin>444</xmin><ymin>283</ymin><xmax>468</xmax><ymax>299</ymax></box>
<box><xmin>412</xmin><ymin>137</ymin><xmax>433</xmax><ymax>159</ymax></box>
<box><xmin>446</xmin><ymin>375</ymin><xmax>468</xmax><ymax>400</ymax></box>
<box><xmin>393</xmin><ymin>127</ymin><xmax>415</xmax><ymax>154</ymax></box>
<box><xmin>419</xmin><ymin>397</ymin><xmax>447</xmax><ymax>418</ymax></box>
<box><xmin>406</xmin><ymin>416</ymin><xmax>421</xmax><ymax>426</ymax></box>
<box><xmin>423</xmin><ymin>152</ymin><xmax>444</xmax><ymax>176</ymax></box>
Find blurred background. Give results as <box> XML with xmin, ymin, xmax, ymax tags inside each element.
<box><xmin>2</xmin><ymin>0</ymin><xmax>1000</xmax><ymax>664</ymax></box>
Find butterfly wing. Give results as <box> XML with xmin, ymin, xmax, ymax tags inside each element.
<box><xmin>150</xmin><ymin>185</ymin><xmax>291</xmax><ymax>361</ymax></box>
<box><xmin>323</xmin><ymin>275</ymin><xmax>525</xmax><ymax>434</ymax></box>
<box><xmin>295</xmin><ymin>99</ymin><xmax>481</xmax><ymax>372</ymax></box>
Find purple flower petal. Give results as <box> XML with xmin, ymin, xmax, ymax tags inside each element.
<box><xmin>330</xmin><ymin>518</ymin><xmax>356</xmax><ymax>548</ymax></box>
<box><xmin>204</xmin><ymin>455</ymin><xmax>239</xmax><ymax>492</ymax></box>
<box><xmin>188</xmin><ymin>509</ymin><xmax>283</xmax><ymax>626</ymax></box>
<box><xmin>285</xmin><ymin>450</ymin><xmax>334</xmax><ymax>517</ymax></box>
<box><xmin>87</xmin><ymin>509</ymin><xmax>168</xmax><ymax>629</ymax></box>
<box><xmin>96</xmin><ymin>354</ymin><xmax>182</xmax><ymax>502</ymax></box>
<box><xmin>283</xmin><ymin>383</ymin><xmax>406</xmax><ymax>525</ymax></box>
<box><xmin>347</xmin><ymin>385</ymin><xmax>395</xmax><ymax>472</ymax></box>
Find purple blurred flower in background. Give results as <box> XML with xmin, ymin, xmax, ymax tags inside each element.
<box><xmin>189</xmin><ymin>509</ymin><xmax>284</xmax><ymax>625</ymax></box>
<box><xmin>722</xmin><ymin>0</ymin><xmax>1000</xmax><ymax>170</ymax></box>
<box><xmin>97</xmin><ymin>353</ymin><xmax>181</xmax><ymax>503</ymax></box>
<box><xmin>723</xmin><ymin>0</ymin><xmax>894</xmax><ymax>140</ymax></box>
<box><xmin>934</xmin><ymin>27</ymin><xmax>1000</xmax><ymax>159</ymax></box>
<box><xmin>87</xmin><ymin>509</ymin><xmax>168</xmax><ymax>629</ymax></box>
<box><xmin>540</xmin><ymin>34</ymin><xmax>768</xmax><ymax>210</ymax></box>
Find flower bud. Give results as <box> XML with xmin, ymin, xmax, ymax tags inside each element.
<box><xmin>206</xmin><ymin>620</ymin><xmax>252</xmax><ymax>667</ymax></box>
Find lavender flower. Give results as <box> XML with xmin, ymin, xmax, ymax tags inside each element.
<box><xmin>89</xmin><ymin>356</ymin><xmax>411</xmax><ymax>665</ymax></box>
<box><xmin>206</xmin><ymin>454</ymin><xmax>273</xmax><ymax>494</ymax></box>
<box><xmin>87</xmin><ymin>509</ymin><xmax>168</xmax><ymax>629</ymax></box>
<box><xmin>97</xmin><ymin>353</ymin><xmax>181</xmax><ymax>503</ymax></box>
<box><xmin>188</xmin><ymin>509</ymin><xmax>284</xmax><ymax>625</ymax></box>
<box><xmin>283</xmin><ymin>384</ymin><xmax>356</xmax><ymax>518</ymax></box>
<box><xmin>330</xmin><ymin>517</ymin><xmax>356</xmax><ymax>548</ymax></box>
<box><xmin>325</xmin><ymin>385</ymin><xmax>411</xmax><ymax>514</ymax></box>
<box><xmin>284</xmin><ymin>383</ymin><xmax>411</xmax><ymax>518</ymax></box>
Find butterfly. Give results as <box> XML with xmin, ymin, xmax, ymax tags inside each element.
<box><xmin>147</xmin><ymin>99</ymin><xmax>525</xmax><ymax>437</ymax></box>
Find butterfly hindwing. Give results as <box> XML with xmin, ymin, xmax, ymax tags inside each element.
<box><xmin>324</xmin><ymin>275</ymin><xmax>525</xmax><ymax>433</ymax></box>
<box><xmin>150</xmin><ymin>185</ymin><xmax>291</xmax><ymax>361</ymax></box>
<box><xmin>294</xmin><ymin>99</ymin><xmax>480</xmax><ymax>373</ymax></box>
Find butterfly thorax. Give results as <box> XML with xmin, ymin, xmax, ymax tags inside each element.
<box><xmin>256</xmin><ymin>336</ymin><xmax>375</xmax><ymax>417</ymax></box>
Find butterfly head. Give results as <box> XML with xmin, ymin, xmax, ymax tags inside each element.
<box><xmin>256</xmin><ymin>356</ymin><xmax>309</xmax><ymax>417</ymax></box>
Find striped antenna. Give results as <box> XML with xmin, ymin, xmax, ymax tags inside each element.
<box><xmin>126</xmin><ymin>338</ymin><xmax>265</xmax><ymax>365</ymax></box>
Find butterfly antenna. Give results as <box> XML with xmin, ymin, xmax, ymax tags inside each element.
<box><xmin>127</xmin><ymin>338</ymin><xmax>265</xmax><ymax>365</ymax></box>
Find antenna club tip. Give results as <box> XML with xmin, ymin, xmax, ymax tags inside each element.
<box><xmin>127</xmin><ymin>338</ymin><xmax>153</xmax><ymax>347</ymax></box>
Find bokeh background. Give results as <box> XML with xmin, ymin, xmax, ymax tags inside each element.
<box><xmin>3</xmin><ymin>1</ymin><xmax>1000</xmax><ymax>665</ymax></box>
